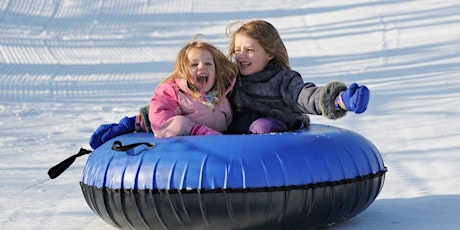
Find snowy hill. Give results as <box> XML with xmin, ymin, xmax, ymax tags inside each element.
<box><xmin>1</xmin><ymin>0</ymin><xmax>459</xmax><ymax>229</ymax></box>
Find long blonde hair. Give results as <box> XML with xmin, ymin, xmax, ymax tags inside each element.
<box><xmin>160</xmin><ymin>37</ymin><xmax>237</xmax><ymax>99</ymax></box>
<box><xmin>226</xmin><ymin>20</ymin><xmax>290</xmax><ymax>70</ymax></box>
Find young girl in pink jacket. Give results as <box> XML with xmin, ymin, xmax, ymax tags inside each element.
<box><xmin>150</xmin><ymin>40</ymin><xmax>237</xmax><ymax>137</ymax></box>
<box><xmin>89</xmin><ymin>39</ymin><xmax>237</xmax><ymax>147</ymax></box>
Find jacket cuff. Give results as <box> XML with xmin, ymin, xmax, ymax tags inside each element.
<box><xmin>320</xmin><ymin>81</ymin><xmax>348</xmax><ymax>119</ymax></box>
<box><xmin>139</xmin><ymin>104</ymin><xmax>152</xmax><ymax>132</ymax></box>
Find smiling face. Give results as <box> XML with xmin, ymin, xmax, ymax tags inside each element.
<box><xmin>233</xmin><ymin>33</ymin><xmax>274</xmax><ymax>76</ymax></box>
<box><xmin>187</xmin><ymin>47</ymin><xmax>216</xmax><ymax>93</ymax></box>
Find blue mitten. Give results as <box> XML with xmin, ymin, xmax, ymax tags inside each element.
<box><xmin>337</xmin><ymin>83</ymin><xmax>370</xmax><ymax>114</ymax></box>
<box><xmin>89</xmin><ymin>116</ymin><xmax>136</xmax><ymax>149</ymax></box>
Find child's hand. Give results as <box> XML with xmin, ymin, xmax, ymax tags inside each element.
<box><xmin>89</xmin><ymin>116</ymin><xmax>136</xmax><ymax>149</ymax></box>
<box><xmin>336</xmin><ymin>83</ymin><xmax>370</xmax><ymax>114</ymax></box>
<box><xmin>191</xmin><ymin>124</ymin><xmax>223</xmax><ymax>135</ymax></box>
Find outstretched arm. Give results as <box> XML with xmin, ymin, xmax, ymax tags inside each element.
<box><xmin>299</xmin><ymin>81</ymin><xmax>370</xmax><ymax>120</ymax></box>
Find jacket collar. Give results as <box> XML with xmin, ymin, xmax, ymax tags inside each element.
<box><xmin>238</xmin><ymin>63</ymin><xmax>281</xmax><ymax>82</ymax></box>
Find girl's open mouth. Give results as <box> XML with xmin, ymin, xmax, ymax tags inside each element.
<box><xmin>197</xmin><ymin>75</ymin><xmax>208</xmax><ymax>84</ymax></box>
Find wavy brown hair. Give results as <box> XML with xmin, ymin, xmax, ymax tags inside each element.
<box><xmin>226</xmin><ymin>20</ymin><xmax>290</xmax><ymax>70</ymax></box>
<box><xmin>160</xmin><ymin>36</ymin><xmax>237</xmax><ymax>99</ymax></box>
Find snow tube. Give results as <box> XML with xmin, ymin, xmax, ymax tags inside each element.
<box><xmin>80</xmin><ymin>124</ymin><xmax>386</xmax><ymax>230</ymax></box>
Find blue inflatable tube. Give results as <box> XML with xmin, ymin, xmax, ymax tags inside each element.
<box><xmin>80</xmin><ymin>124</ymin><xmax>386</xmax><ymax>229</ymax></box>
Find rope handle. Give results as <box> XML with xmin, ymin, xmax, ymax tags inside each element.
<box><xmin>111</xmin><ymin>140</ymin><xmax>155</xmax><ymax>152</ymax></box>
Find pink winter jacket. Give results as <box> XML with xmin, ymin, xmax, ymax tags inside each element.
<box><xmin>149</xmin><ymin>78</ymin><xmax>234</xmax><ymax>138</ymax></box>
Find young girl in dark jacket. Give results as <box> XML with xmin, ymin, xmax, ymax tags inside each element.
<box><xmin>226</xmin><ymin>20</ymin><xmax>370</xmax><ymax>134</ymax></box>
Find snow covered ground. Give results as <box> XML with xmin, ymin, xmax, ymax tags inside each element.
<box><xmin>1</xmin><ymin>0</ymin><xmax>459</xmax><ymax>229</ymax></box>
